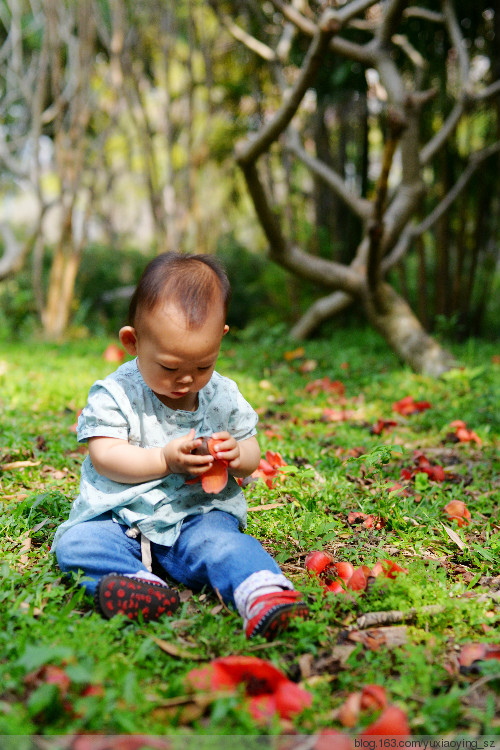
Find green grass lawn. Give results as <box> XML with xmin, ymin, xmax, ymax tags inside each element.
<box><xmin>0</xmin><ymin>326</ymin><xmax>499</xmax><ymax>738</ymax></box>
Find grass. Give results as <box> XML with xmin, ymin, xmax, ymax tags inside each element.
<box><xmin>0</xmin><ymin>325</ymin><xmax>499</xmax><ymax>738</ymax></box>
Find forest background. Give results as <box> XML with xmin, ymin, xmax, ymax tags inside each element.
<box><xmin>0</xmin><ymin>0</ymin><xmax>499</xmax><ymax>362</ymax></box>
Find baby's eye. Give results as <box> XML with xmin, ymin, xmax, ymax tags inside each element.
<box><xmin>161</xmin><ymin>365</ymin><xmax>177</xmax><ymax>371</ymax></box>
<box><xmin>198</xmin><ymin>365</ymin><xmax>212</xmax><ymax>371</ymax></box>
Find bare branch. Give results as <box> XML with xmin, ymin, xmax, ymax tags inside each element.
<box><xmin>290</xmin><ymin>290</ymin><xmax>353</xmax><ymax>339</ymax></box>
<box><xmin>416</xmin><ymin>141</ymin><xmax>500</xmax><ymax>236</ymax></box>
<box><xmin>403</xmin><ymin>7</ymin><xmax>444</xmax><ymax>23</ymax></box>
<box><xmin>286</xmin><ymin>131</ymin><xmax>372</xmax><ymax>221</ymax></box>
<box><xmin>420</xmin><ymin>101</ymin><xmax>464</xmax><ymax>166</ymax></box>
<box><xmin>443</xmin><ymin>0</ymin><xmax>470</xmax><ymax>90</ymax></box>
<box><xmin>392</xmin><ymin>34</ymin><xmax>425</xmax><ymax>69</ymax></box>
<box><xmin>208</xmin><ymin>3</ymin><xmax>276</xmax><ymax>62</ymax></box>
<box><xmin>474</xmin><ymin>79</ymin><xmax>500</xmax><ymax>102</ymax></box>
<box><xmin>377</xmin><ymin>0</ymin><xmax>407</xmax><ymax>50</ymax></box>
<box><xmin>236</xmin><ymin>10</ymin><xmax>340</xmax><ymax>166</ymax></box>
<box><xmin>270</xmin><ymin>0</ymin><xmax>376</xmax><ymax>65</ymax></box>
<box><xmin>239</xmin><ymin>161</ymin><xmax>363</xmax><ymax>296</ymax></box>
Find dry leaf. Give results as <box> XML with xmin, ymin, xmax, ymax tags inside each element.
<box><xmin>247</xmin><ymin>503</ymin><xmax>285</xmax><ymax>512</ymax></box>
<box><xmin>143</xmin><ymin>631</ymin><xmax>204</xmax><ymax>661</ymax></box>
<box><xmin>442</xmin><ymin>523</ymin><xmax>467</xmax><ymax>551</ymax></box>
<box><xmin>2</xmin><ymin>460</ymin><xmax>41</xmax><ymax>471</ymax></box>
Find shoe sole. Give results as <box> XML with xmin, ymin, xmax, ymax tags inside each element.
<box><xmin>95</xmin><ymin>574</ymin><xmax>180</xmax><ymax>622</ymax></box>
<box><xmin>249</xmin><ymin>602</ymin><xmax>309</xmax><ymax>640</ymax></box>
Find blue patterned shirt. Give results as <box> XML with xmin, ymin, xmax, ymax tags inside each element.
<box><xmin>52</xmin><ymin>359</ymin><xmax>258</xmax><ymax>550</ymax></box>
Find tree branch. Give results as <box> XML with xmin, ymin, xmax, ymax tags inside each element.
<box><xmin>270</xmin><ymin>0</ymin><xmax>377</xmax><ymax>65</ymax></box>
<box><xmin>443</xmin><ymin>0</ymin><xmax>470</xmax><ymax>90</ymax></box>
<box><xmin>416</xmin><ymin>141</ymin><xmax>500</xmax><ymax>236</ymax></box>
<box><xmin>290</xmin><ymin>290</ymin><xmax>354</xmax><ymax>339</ymax></box>
<box><xmin>236</xmin><ymin>10</ymin><xmax>340</xmax><ymax>166</ymax></box>
<box><xmin>377</xmin><ymin>0</ymin><xmax>408</xmax><ymax>50</ymax></box>
<box><xmin>239</xmin><ymin>161</ymin><xmax>362</xmax><ymax>296</ymax></box>
<box><xmin>420</xmin><ymin>101</ymin><xmax>464</xmax><ymax>166</ymax></box>
<box><xmin>207</xmin><ymin>2</ymin><xmax>277</xmax><ymax>62</ymax></box>
<box><xmin>286</xmin><ymin>131</ymin><xmax>372</xmax><ymax>221</ymax></box>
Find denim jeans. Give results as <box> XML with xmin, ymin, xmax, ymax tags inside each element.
<box><xmin>55</xmin><ymin>510</ymin><xmax>283</xmax><ymax>607</ymax></box>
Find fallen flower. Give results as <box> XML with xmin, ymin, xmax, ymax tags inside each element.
<box><xmin>186</xmin><ymin>656</ymin><xmax>312</xmax><ymax>722</ymax></box>
<box><xmin>371</xmin><ymin>418</ymin><xmax>398</xmax><ymax>435</ymax></box>
<box><xmin>449</xmin><ymin>420</ymin><xmax>482</xmax><ymax>446</ymax></box>
<box><xmin>314</xmin><ymin>729</ymin><xmax>354</xmax><ymax>750</ymax></box>
<box><xmin>458</xmin><ymin>642</ymin><xmax>500</xmax><ymax>672</ymax></box>
<box><xmin>443</xmin><ymin>499</ymin><xmax>471</xmax><ymax>528</ymax></box>
<box><xmin>246</xmin><ymin>450</ymin><xmax>288</xmax><ymax>489</ymax></box>
<box><xmin>338</xmin><ymin>685</ymin><xmax>387</xmax><ymax>728</ymax></box>
<box><xmin>400</xmin><ymin>451</ymin><xmax>445</xmax><ymax>483</ymax></box>
<box><xmin>360</xmin><ymin>704</ymin><xmax>410</xmax><ymax>737</ymax></box>
<box><xmin>370</xmin><ymin>560</ymin><xmax>409</xmax><ymax>579</ymax></box>
<box><xmin>102</xmin><ymin>343</ymin><xmax>125</xmax><ymax>363</ymax></box>
<box><xmin>392</xmin><ymin>396</ymin><xmax>431</xmax><ymax>416</ymax></box>
<box><xmin>305</xmin><ymin>377</ymin><xmax>345</xmax><ymax>397</ymax></box>
<box><xmin>322</xmin><ymin>408</ymin><xmax>355</xmax><ymax>422</ymax></box>
<box><xmin>348</xmin><ymin>512</ymin><xmax>385</xmax><ymax>530</ymax></box>
<box><xmin>305</xmin><ymin>553</ymin><xmax>407</xmax><ymax>595</ymax></box>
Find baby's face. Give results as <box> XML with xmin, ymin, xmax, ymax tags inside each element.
<box><xmin>128</xmin><ymin>303</ymin><xmax>228</xmax><ymax>411</ymax></box>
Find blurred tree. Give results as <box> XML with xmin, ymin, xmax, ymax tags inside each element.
<box><xmin>212</xmin><ymin>1</ymin><xmax>500</xmax><ymax>374</ymax></box>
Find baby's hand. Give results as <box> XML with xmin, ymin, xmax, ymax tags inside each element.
<box><xmin>210</xmin><ymin>431</ymin><xmax>240</xmax><ymax>470</ymax></box>
<box><xmin>162</xmin><ymin>429</ymin><xmax>214</xmax><ymax>476</ymax></box>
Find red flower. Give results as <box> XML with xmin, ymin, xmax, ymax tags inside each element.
<box><xmin>392</xmin><ymin>396</ymin><xmax>431</xmax><ymax>416</ymax></box>
<box><xmin>458</xmin><ymin>642</ymin><xmax>500</xmax><ymax>671</ymax></box>
<box><xmin>305</xmin><ymin>377</ymin><xmax>345</xmax><ymax>397</ymax></box>
<box><xmin>247</xmin><ymin>451</ymin><xmax>288</xmax><ymax>489</ymax></box>
<box><xmin>400</xmin><ymin>451</ymin><xmax>445</xmax><ymax>483</ymax></box>
<box><xmin>186</xmin><ymin>656</ymin><xmax>312</xmax><ymax>722</ymax></box>
<box><xmin>102</xmin><ymin>343</ymin><xmax>125</xmax><ymax>363</ymax></box>
<box><xmin>305</xmin><ymin>553</ymin><xmax>408</xmax><ymax>595</ymax></box>
<box><xmin>185</xmin><ymin>437</ymin><xmax>228</xmax><ymax>494</ymax></box>
<box><xmin>360</xmin><ymin>705</ymin><xmax>410</xmax><ymax>737</ymax></box>
<box><xmin>370</xmin><ymin>559</ymin><xmax>409</xmax><ymax>579</ymax></box>
<box><xmin>443</xmin><ymin>499</ymin><xmax>471</xmax><ymax>527</ymax></box>
<box><xmin>450</xmin><ymin>420</ymin><xmax>482</xmax><ymax>446</ymax></box>
<box><xmin>348</xmin><ymin>512</ymin><xmax>385</xmax><ymax>530</ymax></box>
<box><xmin>372</xmin><ymin>419</ymin><xmax>398</xmax><ymax>435</ymax></box>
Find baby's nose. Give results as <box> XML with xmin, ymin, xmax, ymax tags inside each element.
<box><xmin>177</xmin><ymin>373</ymin><xmax>194</xmax><ymax>384</ymax></box>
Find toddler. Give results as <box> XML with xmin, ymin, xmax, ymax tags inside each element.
<box><xmin>53</xmin><ymin>252</ymin><xmax>308</xmax><ymax>639</ymax></box>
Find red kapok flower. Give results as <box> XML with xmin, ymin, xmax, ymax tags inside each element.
<box><xmin>370</xmin><ymin>559</ymin><xmax>409</xmax><ymax>579</ymax></box>
<box><xmin>102</xmin><ymin>343</ymin><xmax>125</xmax><ymax>363</ymax></box>
<box><xmin>372</xmin><ymin>418</ymin><xmax>398</xmax><ymax>435</ymax></box>
<box><xmin>360</xmin><ymin>705</ymin><xmax>410</xmax><ymax>736</ymax></box>
<box><xmin>392</xmin><ymin>396</ymin><xmax>431</xmax><ymax>416</ymax></box>
<box><xmin>458</xmin><ymin>642</ymin><xmax>500</xmax><ymax>671</ymax></box>
<box><xmin>443</xmin><ymin>500</ymin><xmax>471</xmax><ymax>527</ymax></box>
<box><xmin>450</xmin><ymin>420</ymin><xmax>482</xmax><ymax>446</ymax></box>
<box><xmin>186</xmin><ymin>437</ymin><xmax>228</xmax><ymax>493</ymax></box>
<box><xmin>186</xmin><ymin>656</ymin><xmax>312</xmax><ymax>722</ymax></box>
<box><xmin>314</xmin><ymin>729</ymin><xmax>354</xmax><ymax>750</ymax></box>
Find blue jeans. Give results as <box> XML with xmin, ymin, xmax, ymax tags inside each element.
<box><xmin>55</xmin><ymin>510</ymin><xmax>283</xmax><ymax>607</ymax></box>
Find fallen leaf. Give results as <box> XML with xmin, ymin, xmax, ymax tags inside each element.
<box><xmin>305</xmin><ymin>377</ymin><xmax>345</xmax><ymax>397</ymax></box>
<box><xmin>371</xmin><ymin>419</ymin><xmax>398</xmax><ymax>435</ymax></box>
<box><xmin>144</xmin><ymin>632</ymin><xmax>204</xmax><ymax>661</ymax></box>
<box><xmin>2</xmin><ymin>460</ymin><xmax>41</xmax><ymax>471</ymax></box>
<box><xmin>338</xmin><ymin>691</ymin><xmax>362</xmax><ymax>727</ymax></box>
<box><xmin>247</xmin><ymin>503</ymin><xmax>286</xmax><ymax>512</ymax></box>
<box><xmin>442</xmin><ymin>524</ymin><xmax>467</xmax><ymax>551</ymax></box>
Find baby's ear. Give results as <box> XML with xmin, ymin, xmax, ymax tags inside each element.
<box><xmin>223</xmin><ymin>324</ymin><xmax>229</xmax><ymax>336</ymax></box>
<box><xmin>119</xmin><ymin>326</ymin><xmax>138</xmax><ymax>356</ymax></box>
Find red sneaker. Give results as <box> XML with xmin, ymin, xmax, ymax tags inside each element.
<box><xmin>245</xmin><ymin>590</ymin><xmax>309</xmax><ymax>640</ymax></box>
<box><xmin>95</xmin><ymin>574</ymin><xmax>180</xmax><ymax>622</ymax></box>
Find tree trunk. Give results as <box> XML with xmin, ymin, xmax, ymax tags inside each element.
<box><xmin>363</xmin><ymin>283</ymin><xmax>456</xmax><ymax>376</ymax></box>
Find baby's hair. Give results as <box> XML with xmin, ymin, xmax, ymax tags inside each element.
<box><xmin>128</xmin><ymin>252</ymin><xmax>231</xmax><ymax>329</ymax></box>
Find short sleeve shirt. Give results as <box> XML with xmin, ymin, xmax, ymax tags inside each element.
<box><xmin>52</xmin><ymin>359</ymin><xmax>258</xmax><ymax>550</ymax></box>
